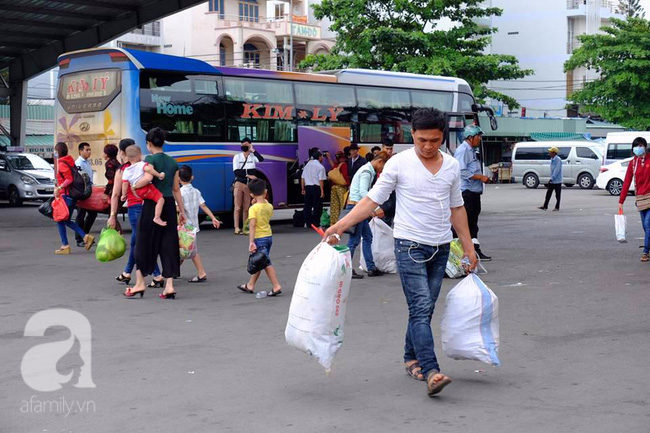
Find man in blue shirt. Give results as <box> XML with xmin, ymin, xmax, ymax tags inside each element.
<box><xmin>539</xmin><ymin>146</ymin><xmax>563</xmax><ymax>211</ymax></box>
<box><xmin>454</xmin><ymin>125</ymin><xmax>492</xmax><ymax>261</ymax></box>
<box><xmin>74</xmin><ymin>142</ymin><xmax>96</xmax><ymax>247</ymax></box>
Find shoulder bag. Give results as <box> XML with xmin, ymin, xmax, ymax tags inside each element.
<box><xmin>328</xmin><ymin>164</ymin><xmax>347</xmax><ymax>186</ymax></box>
<box><xmin>230</xmin><ymin>154</ymin><xmax>250</xmax><ymax>193</ymax></box>
<box><xmin>633</xmin><ymin>157</ymin><xmax>650</xmax><ymax>211</ymax></box>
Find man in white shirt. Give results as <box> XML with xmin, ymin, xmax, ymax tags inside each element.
<box><xmin>74</xmin><ymin>142</ymin><xmax>97</xmax><ymax>247</ymax></box>
<box><xmin>324</xmin><ymin>108</ymin><xmax>477</xmax><ymax>397</ymax></box>
<box><xmin>301</xmin><ymin>150</ymin><xmax>327</xmax><ymax>228</ymax></box>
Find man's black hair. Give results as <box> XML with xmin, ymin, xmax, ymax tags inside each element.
<box><xmin>248</xmin><ymin>178</ymin><xmax>267</xmax><ymax>196</ymax></box>
<box><xmin>371</xmin><ymin>146</ymin><xmax>381</xmax><ymax>153</ymax></box>
<box><xmin>312</xmin><ymin>150</ymin><xmax>322</xmax><ymax>159</ymax></box>
<box><xmin>381</xmin><ymin>137</ymin><xmax>394</xmax><ymax>147</ymax></box>
<box><xmin>411</xmin><ymin>108</ymin><xmax>446</xmax><ymax>132</ymax></box>
<box><xmin>78</xmin><ymin>142</ymin><xmax>90</xmax><ymax>152</ymax></box>
<box><xmin>179</xmin><ymin>165</ymin><xmax>193</xmax><ymax>182</ymax></box>
<box><xmin>146</xmin><ymin>127</ymin><xmax>167</xmax><ymax>148</ymax></box>
<box><xmin>241</xmin><ymin>137</ymin><xmax>252</xmax><ymax>145</ymax></box>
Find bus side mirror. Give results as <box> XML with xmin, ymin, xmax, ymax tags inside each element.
<box><xmin>473</xmin><ymin>104</ymin><xmax>498</xmax><ymax>131</ymax></box>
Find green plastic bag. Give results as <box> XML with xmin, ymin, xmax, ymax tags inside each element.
<box><xmin>320</xmin><ymin>209</ymin><xmax>331</xmax><ymax>228</ymax></box>
<box><xmin>445</xmin><ymin>239</ymin><xmax>466</xmax><ymax>279</ymax></box>
<box><xmin>95</xmin><ymin>227</ymin><xmax>126</xmax><ymax>263</ymax></box>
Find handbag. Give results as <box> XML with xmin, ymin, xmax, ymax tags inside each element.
<box><xmin>230</xmin><ymin>154</ymin><xmax>250</xmax><ymax>193</ymax></box>
<box><xmin>633</xmin><ymin>158</ymin><xmax>650</xmax><ymax>210</ymax></box>
<box><xmin>328</xmin><ymin>165</ymin><xmax>347</xmax><ymax>186</ymax></box>
<box><xmin>38</xmin><ymin>197</ymin><xmax>55</xmax><ymax>219</ymax></box>
<box><xmin>52</xmin><ymin>196</ymin><xmax>70</xmax><ymax>222</ymax></box>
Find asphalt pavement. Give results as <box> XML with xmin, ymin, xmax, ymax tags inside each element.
<box><xmin>1</xmin><ymin>184</ymin><xmax>649</xmax><ymax>433</ymax></box>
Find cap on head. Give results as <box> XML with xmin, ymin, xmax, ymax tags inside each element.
<box><xmin>463</xmin><ymin>124</ymin><xmax>484</xmax><ymax>138</ymax></box>
<box><xmin>548</xmin><ymin>146</ymin><xmax>560</xmax><ymax>154</ymax></box>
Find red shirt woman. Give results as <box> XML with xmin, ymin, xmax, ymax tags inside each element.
<box><xmin>619</xmin><ymin>137</ymin><xmax>650</xmax><ymax>262</ymax></box>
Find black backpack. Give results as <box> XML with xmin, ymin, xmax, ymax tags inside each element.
<box><xmin>292</xmin><ymin>209</ymin><xmax>305</xmax><ymax>228</ymax></box>
<box><xmin>62</xmin><ymin>160</ymin><xmax>92</xmax><ymax>200</ymax></box>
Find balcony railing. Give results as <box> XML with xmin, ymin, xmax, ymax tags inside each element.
<box><xmin>131</xmin><ymin>22</ymin><xmax>161</xmax><ymax>37</ymax></box>
<box><xmin>567</xmin><ymin>0</ymin><xmax>617</xmax><ymax>13</ymax></box>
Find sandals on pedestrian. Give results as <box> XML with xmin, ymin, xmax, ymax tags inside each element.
<box><xmin>116</xmin><ymin>273</ymin><xmax>131</xmax><ymax>284</ymax></box>
<box><xmin>237</xmin><ymin>284</ymin><xmax>254</xmax><ymax>294</ymax></box>
<box><xmin>267</xmin><ymin>288</ymin><xmax>282</xmax><ymax>297</ymax></box>
<box><xmin>641</xmin><ymin>253</ymin><xmax>649</xmax><ymax>262</ymax></box>
<box><xmin>427</xmin><ymin>371</ymin><xmax>452</xmax><ymax>397</ymax></box>
<box><xmin>234</xmin><ymin>229</ymin><xmax>243</xmax><ymax>235</ymax></box>
<box><xmin>148</xmin><ymin>278</ymin><xmax>164</xmax><ymax>288</ymax></box>
<box><xmin>405</xmin><ymin>361</ymin><xmax>425</xmax><ymax>381</ymax></box>
<box><xmin>188</xmin><ymin>275</ymin><xmax>207</xmax><ymax>283</ymax></box>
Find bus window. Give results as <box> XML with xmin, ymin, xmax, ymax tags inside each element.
<box><xmin>57</xmin><ymin>69</ymin><xmax>121</xmax><ymax>114</ymax></box>
<box><xmin>458</xmin><ymin>93</ymin><xmax>475</xmax><ymax>113</ymax></box>
<box><xmin>356</xmin><ymin>86</ymin><xmax>411</xmax><ymax>144</ymax></box>
<box><xmin>294</xmin><ymin>82</ymin><xmax>356</xmax><ymax>138</ymax></box>
<box><xmin>140</xmin><ymin>72</ymin><xmax>225</xmax><ymax>141</ymax></box>
<box><xmin>224</xmin><ymin>77</ymin><xmax>295</xmax><ymax>142</ymax></box>
<box><xmin>411</xmin><ymin>90</ymin><xmax>454</xmax><ymax>111</ymax></box>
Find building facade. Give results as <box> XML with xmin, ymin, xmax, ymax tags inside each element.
<box><xmin>161</xmin><ymin>0</ymin><xmax>335</xmax><ymax>70</ymax></box>
<box><xmin>483</xmin><ymin>0</ymin><xmax>623</xmax><ymax>117</ymax></box>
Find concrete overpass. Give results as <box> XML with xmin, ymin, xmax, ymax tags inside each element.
<box><xmin>0</xmin><ymin>0</ymin><xmax>207</xmax><ymax>146</ymax></box>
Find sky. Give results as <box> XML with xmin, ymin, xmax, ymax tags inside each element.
<box><xmin>641</xmin><ymin>0</ymin><xmax>650</xmax><ymax>14</ymax></box>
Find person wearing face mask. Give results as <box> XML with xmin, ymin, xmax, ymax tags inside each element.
<box><xmin>232</xmin><ymin>138</ymin><xmax>264</xmax><ymax>235</ymax></box>
<box><xmin>619</xmin><ymin>137</ymin><xmax>650</xmax><ymax>261</ymax></box>
<box><xmin>538</xmin><ymin>147</ymin><xmax>563</xmax><ymax>212</ymax></box>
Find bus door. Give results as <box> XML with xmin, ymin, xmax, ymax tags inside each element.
<box><xmin>293</xmin><ymin>125</ymin><xmax>351</xmax><ymax>206</ymax></box>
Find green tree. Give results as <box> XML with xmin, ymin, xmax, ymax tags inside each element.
<box><xmin>618</xmin><ymin>0</ymin><xmax>645</xmax><ymax>18</ymax></box>
<box><xmin>299</xmin><ymin>0</ymin><xmax>532</xmax><ymax>108</ymax></box>
<box><xmin>564</xmin><ymin>17</ymin><xmax>650</xmax><ymax>130</ymax></box>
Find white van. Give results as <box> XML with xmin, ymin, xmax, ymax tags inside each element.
<box><xmin>512</xmin><ymin>141</ymin><xmax>603</xmax><ymax>189</ymax></box>
<box><xmin>604</xmin><ymin>132</ymin><xmax>650</xmax><ymax>165</ymax></box>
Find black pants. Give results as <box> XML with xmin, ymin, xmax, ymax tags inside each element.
<box><xmin>303</xmin><ymin>185</ymin><xmax>323</xmax><ymax>228</ymax></box>
<box><xmin>74</xmin><ymin>208</ymin><xmax>97</xmax><ymax>243</ymax></box>
<box><xmin>135</xmin><ymin>197</ymin><xmax>180</xmax><ymax>278</ymax></box>
<box><xmin>543</xmin><ymin>183</ymin><xmax>562</xmax><ymax>210</ymax></box>
<box><xmin>462</xmin><ymin>190</ymin><xmax>482</xmax><ymax>240</ymax></box>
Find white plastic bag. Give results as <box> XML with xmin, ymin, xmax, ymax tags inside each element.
<box><xmin>285</xmin><ymin>242</ymin><xmax>352</xmax><ymax>372</ymax></box>
<box><xmin>441</xmin><ymin>274</ymin><xmax>501</xmax><ymax>366</ymax></box>
<box><xmin>615</xmin><ymin>213</ymin><xmax>627</xmax><ymax>243</ymax></box>
<box><xmin>359</xmin><ymin>218</ymin><xmax>397</xmax><ymax>273</ymax></box>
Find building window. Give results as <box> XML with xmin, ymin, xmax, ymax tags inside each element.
<box><xmin>219</xmin><ymin>44</ymin><xmax>226</xmax><ymax>66</ymax></box>
<box><xmin>243</xmin><ymin>43</ymin><xmax>260</xmax><ymax>66</ymax></box>
<box><xmin>209</xmin><ymin>0</ymin><xmax>224</xmax><ymax>17</ymax></box>
<box><xmin>274</xmin><ymin>3</ymin><xmax>285</xmax><ymax>19</ymax></box>
<box><xmin>239</xmin><ymin>0</ymin><xmax>259</xmax><ymax>22</ymax></box>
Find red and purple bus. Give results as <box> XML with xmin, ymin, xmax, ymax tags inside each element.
<box><xmin>55</xmin><ymin>48</ymin><xmax>495</xmax><ymax>215</ymax></box>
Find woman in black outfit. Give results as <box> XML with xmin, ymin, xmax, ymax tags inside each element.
<box><xmin>124</xmin><ymin>128</ymin><xmax>187</xmax><ymax>299</ymax></box>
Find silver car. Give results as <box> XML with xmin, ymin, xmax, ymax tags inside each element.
<box><xmin>0</xmin><ymin>152</ymin><xmax>55</xmax><ymax>206</ymax></box>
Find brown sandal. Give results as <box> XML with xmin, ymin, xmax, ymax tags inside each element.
<box><xmin>641</xmin><ymin>253</ymin><xmax>649</xmax><ymax>262</ymax></box>
<box><xmin>405</xmin><ymin>361</ymin><xmax>425</xmax><ymax>381</ymax></box>
<box><xmin>427</xmin><ymin>371</ymin><xmax>452</xmax><ymax>397</ymax></box>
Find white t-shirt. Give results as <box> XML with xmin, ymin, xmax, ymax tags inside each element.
<box><xmin>232</xmin><ymin>152</ymin><xmax>259</xmax><ymax>172</ymax></box>
<box><xmin>366</xmin><ymin>148</ymin><xmax>464</xmax><ymax>247</ymax></box>
<box><xmin>301</xmin><ymin>159</ymin><xmax>327</xmax><ymax>186</ymax></box>
<box><xmin>180</xmin><ymin>183</ymin><xmax>205</xmax><ymax>232</ymax></box>
<box><xmin>122</xmin><ymin>161</ymin><xmax>148</xmax><ymax>186</ymax></box>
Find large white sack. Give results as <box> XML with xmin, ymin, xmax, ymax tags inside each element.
<box><xmin>285</xmin><ymin>242</ymin><xmax>352</xmax><ymax>371</ymax></box>
<box><xmin>359</xmin><ymin>217</ymin><xmax>397</xmax><ymax>273</ymax></box>
<box><xmin>441</xmin><ymin>274</ymin><xmax>501</xmax><ymax>366</ymax></box>
<box><xmin>615</xmin><ymin>214</ymin><xmax>627</xmax><ymax>243</ymax></box>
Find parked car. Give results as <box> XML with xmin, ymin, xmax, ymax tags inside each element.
<box><xmin>512</xmin><ymin>141</ymin><xmax>603</xmax><ymax>189</ymax></box>
<box><xmin>603</xmin><ymin>131</ymin><xmax>650</xmax><ymax>165</ymax></box>
<box><xmin>0</xmin><ymin>152</ymin><xmax>55</xmax><ymax>206</ymax></box>
<box><xmin>596</xmin><ymin>157</ymin><xmax>634</xmax><ymax>196</ymax></box>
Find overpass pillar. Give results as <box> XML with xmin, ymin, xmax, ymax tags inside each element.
<box><xmin>9</xmin><ymin>63</ymin><xmax>27</xmax><ymax>148</ymax></box>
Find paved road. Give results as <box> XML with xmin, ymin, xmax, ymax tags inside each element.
<box><xmin>1</xmin><ymin>185</ymin><xmax>649</xmax><ymax>433</ymax></box>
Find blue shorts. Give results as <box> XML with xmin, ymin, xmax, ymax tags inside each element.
<box><xmin>254</xmin><ymin>236</ymin><xmax>272</xmax><ymax>265</ymax></box>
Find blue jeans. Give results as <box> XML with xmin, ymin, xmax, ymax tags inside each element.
<box><xmin>254</xmin><ymin>236</ymin><xmax>273</xmax><ymax>265</ymax></box>
<box><xmin>346</xmin><ymin>204</ymin><xmax>376</xmax><ymax>271</ymax></box>
<box><xmin>641</xmin><ymin>209</ymin><xmax>650</xmax><ymax>254</ymax></box>
<box><xmin>395</xmin><ymin>238</ymin><xmax>450</xmax><ymax>378</ymax></box>
<box><xmin>125</xmin><ymin>204</ymin><xmax>161</xmax><ymax>277</ymax></box>
<box><xmin>56</xmin><ymin>195</ymin><xmax>86</xmax><ymax>246</ymax></box>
